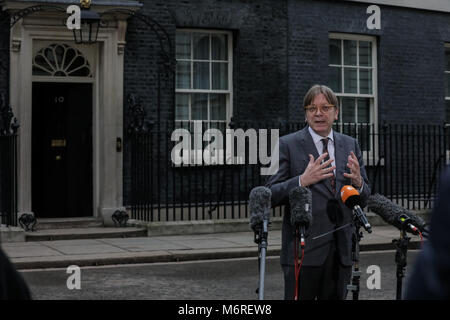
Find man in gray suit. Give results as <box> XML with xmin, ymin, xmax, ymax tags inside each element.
<box><xmin>265</xmin><ymin>84</ymin><xmax>370</xmax><ymax>300</ymax></box>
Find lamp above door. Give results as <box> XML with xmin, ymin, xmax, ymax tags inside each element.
<box><xmin>73</xmin><ymin>0</ymin><xmax>101</xmax><ymax>45</ymax></box>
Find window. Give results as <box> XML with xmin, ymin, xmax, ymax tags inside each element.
<box><xmin>445</xmin><ymin>45</ymin><xmax>450</xmax><ymax>124</ymax></box>
<box><xmin>33</xmin><ymin>44</ymin><xmax>92</xmax><ymax>77</ymax></box>
<box><xmin>175</xmin><ymin>30</ymin><xmax>232</xmax><ymax>134</ymax></box>
<box><xmin>329</xmin><ymin>34</ymin><xmax>376</xmax><ymax>125</ymax></box>
<box><xmin>328</xmin><ymin>34</ymin><xmax>377</xmax><ymax>153</ymax></box>
<box><xmin>445</xmin><ymin>45</ymin><xmax>450</xmax><ymax>161</ymax></box>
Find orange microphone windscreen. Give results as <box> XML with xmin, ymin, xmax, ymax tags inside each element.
<box><xmin>340</xmin><ymin>185</ymin><xmax>360</xmax><ymax>206</ymax></box>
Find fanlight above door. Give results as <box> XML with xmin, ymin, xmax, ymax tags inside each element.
<box><xmin>32</xmin><ymin>44</ymin><xmax>92</xmax><ymax>78</ymax></box>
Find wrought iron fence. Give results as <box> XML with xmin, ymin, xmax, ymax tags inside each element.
<box><xmin>0</xmin><ymin>134</ymin><xmax>17</xmax><ymax>227</ymax></box>
<box><xmin>0</xmin><ymin>94</ymin><xmax>18</xmax><ymax>227</ymax></box>
<box><xmin>127</xmin><ymin>121</ymin><xmax>450</xmax><ymax>222</ymax></box>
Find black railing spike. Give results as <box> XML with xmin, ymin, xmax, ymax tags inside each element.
<box><xmin>126</xmin><ymin>93</ymin><xmax>153</xmax><ymax>135</ymax></box>
<box><xmin>0</xmin><ymin>93</ymin><xmax>19</xmax><ymax>136</ymax></box>
<box><xmin>0</xmin><ymin>99</ymin><xmax>18</xmax><ymax>226</ymax></box>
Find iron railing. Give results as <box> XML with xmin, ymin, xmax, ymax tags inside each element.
<box><xmin>0</xmin><ymin>130</ymin><xmax>18</xmax><ymax>227</ymax></box>
<box><xmin>0</xmin><ymin>93</ymin><xmax>19</xmax><ymax>227</ymax></box>
<box><xmin>127</xmin><ymin>121</ymin><xmax>450</xmax><ymax>222</ymax></box>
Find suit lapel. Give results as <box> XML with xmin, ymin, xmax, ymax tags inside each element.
<box><xmin>298</xmin><ymin>127</ymin><xmax>320</xmax><ymax>160</ymax></box>
<box><xmin>333</xmin><ymin>132</ymin><xmax>347</xmax><ymax>196</ymax></box>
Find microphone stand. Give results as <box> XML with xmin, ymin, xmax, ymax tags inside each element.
<box><xmin>254</xmin><ymin>220</ymin><xmax>268</xmax><ymax>300</ymax></box>
<box><xmin>392</xmin><ymin>229</ymin><xmax>410</xmax><ymax>300</ymax></box>
<box><xmin>294</xmin><ymin>226</ymin><xmax>306</xmax><ymax>301</ymax></box>
<box><xmin>347</xmin><ymin>211</ymin><xmax>364</xmax><ymax>300</ymax></box>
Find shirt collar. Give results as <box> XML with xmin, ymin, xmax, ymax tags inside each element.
<box><xmin>308</xmin><ymin>126</ymin><xmax>334</xmax><ymax>145</ymax></box>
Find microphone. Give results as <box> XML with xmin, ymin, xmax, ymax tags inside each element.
<box><xmin>289</xmin><ymin>186</ymin><xmax>312</xmax><ymax>247</ymax></box>
<box><xmin>340</xmin><ymin>185</ymin><xmax>372</xmax><ymax>233</ymax></box>
<box><xmin>249</xmin><ymin>186</ymin><xmax>272</xmax><ymax>301</ymax></box>
<box><xmin>249</xmin><ymin>186</ymin><xmax>272</xmax><ymax>233</ymax></box>
<box><xmin>367</xmin><ymin>193</ymin><xmax>429</xmax><ymax>237</ymax></box>
<box><xmin>367</xmin><ymin>193</ymin><xmax>403</xmax><ymax>228</ymax></box>
<box><xmin>398</xmin><ymin>214</ymin><xmax>421</xmax><ymax>235</ymax></box>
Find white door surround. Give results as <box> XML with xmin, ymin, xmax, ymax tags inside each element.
<box><xmin>3</xmin><ymin>4</ymin><xmax>135</xmax><ymax>222</ymax></box>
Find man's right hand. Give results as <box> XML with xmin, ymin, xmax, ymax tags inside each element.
<box><xmin>300</xmin><ymin>153</ymin><xmax>335</xmax><ymax>187</ymax></box>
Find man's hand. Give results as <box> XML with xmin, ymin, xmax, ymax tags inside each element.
<box><xmin>300</xmin><ymin>153</ymin><xmax>335</xmax><ymax>187</ymax></box>
<box><xmin>343</xmin><ymin>151</ymin><xmax>363</xmax><ymax>189</ymax></box>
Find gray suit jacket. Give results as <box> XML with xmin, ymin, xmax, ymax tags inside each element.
<box><xmin>265</xmin><ymin>127</ymin><xmax>370</xmax><ymax>267</ymax></box>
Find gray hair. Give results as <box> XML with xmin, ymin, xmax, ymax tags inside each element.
<box><xmin>303</xmin><ymin>84</ymin><xmax>338</xmax><ymax>108</ymax></box>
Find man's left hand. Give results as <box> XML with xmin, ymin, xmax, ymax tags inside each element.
<box><xmin>343</xmin><ymin>151</ymin><xmax>363</xmax><ymax>189</ymax></box>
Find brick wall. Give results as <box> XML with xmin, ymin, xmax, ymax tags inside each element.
<box><xmin>122</xmin><ymin>0</ymin><xmax>450</xmax><ymax>206</ymax></box>
<box><xmin>123</xmin><ymin>0</ymin><xmax>289</xmax><ymax>203</ymax></box>
<box><xmin>287</xmin><ymin>0</ymin><xmax>450</xmax><ymax>124</ymax></box>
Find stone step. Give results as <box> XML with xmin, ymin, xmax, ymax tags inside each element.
<box><xmin>25</xmin><ymin>227</ymin><xmax>147</xmax><ymax>242</ymax></box>
<box><xmin>127</xmin><ymin>211</ymin><xmax>431</xmax><ymax>236</ymax></box>
<box><xmin>33</xmin><ymin>217</ymin><xmax>104</xmax><ymax>230</ymax></box>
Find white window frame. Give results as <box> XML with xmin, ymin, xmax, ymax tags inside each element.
<box><xmin>445</xmin><ymin>43</ymin><xmax>450</xmax><ymax>123</ymax></box>
<box><xmin>175</xmin><ymin>29</ymin><xmax>234</xmax><ymax>166</ymax></box>
<box><xmin>329</xmin><ymin>33</ymin><xmax>379</xmax><ymax>164</ymax></box>
<box><xmin>175</xmin><ymin>29</ymin><xmax>233</xmax><ymax>128</ymax></box>
<box><xmin>445</xmin><ymin>43</ymin><xmax>450</xmax><ymax>163</ymax></box>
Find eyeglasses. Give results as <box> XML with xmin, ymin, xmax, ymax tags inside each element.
<box><xmin>304</xmin><ymin>104</ymin><xmax>335</xmax><ymax>114</ymax></box>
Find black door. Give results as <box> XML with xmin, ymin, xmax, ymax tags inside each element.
<box><xmin>32</xmin><ymin>83</ymin><xmax>93</xmax><ymax>218</ymax></box>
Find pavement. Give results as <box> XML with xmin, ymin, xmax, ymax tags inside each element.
<box><xmin>1</xmin><ymin>225</ymin><xmax>424</xmax><ymax>270</ymax></box>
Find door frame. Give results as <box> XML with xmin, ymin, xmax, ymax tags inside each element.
<box><xmin>9</xmin><ymin>18</ymin><xmax>127</xmax><ymax>220</ymax></box>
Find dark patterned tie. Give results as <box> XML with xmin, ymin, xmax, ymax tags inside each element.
<box><xmin>321</xmin><ymin>138</ymin><xmax>336</xmax><ymax>194</ymax></box>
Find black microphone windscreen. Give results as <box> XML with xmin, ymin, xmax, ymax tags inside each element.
<box><xmin>289</xmin><ymin>186</ymin><xmax>312</xmax><ymax>227</ymax></box>
<box><xmin>369</xmin><ymin>193</ymin><xmax>430</xmax><ymax>234</ymax></box>
<box><xmin>249</xmin><ymin>186</ymin><xmax>272</xmax><ymax>231</ymax></box>
<box><xmin>367</xmin><ymin>194</ymin><xmax>403</xmax><ymax>226</ymax></box>
<box><xmin>368</xmin><ymin>193</ymin><xmax>431</xmax><ymax>237</ymax></box>
<box><xmin>367</xmin><ymin>193</ymin><xmax>431</xmax><ymax>234</ymax></box>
